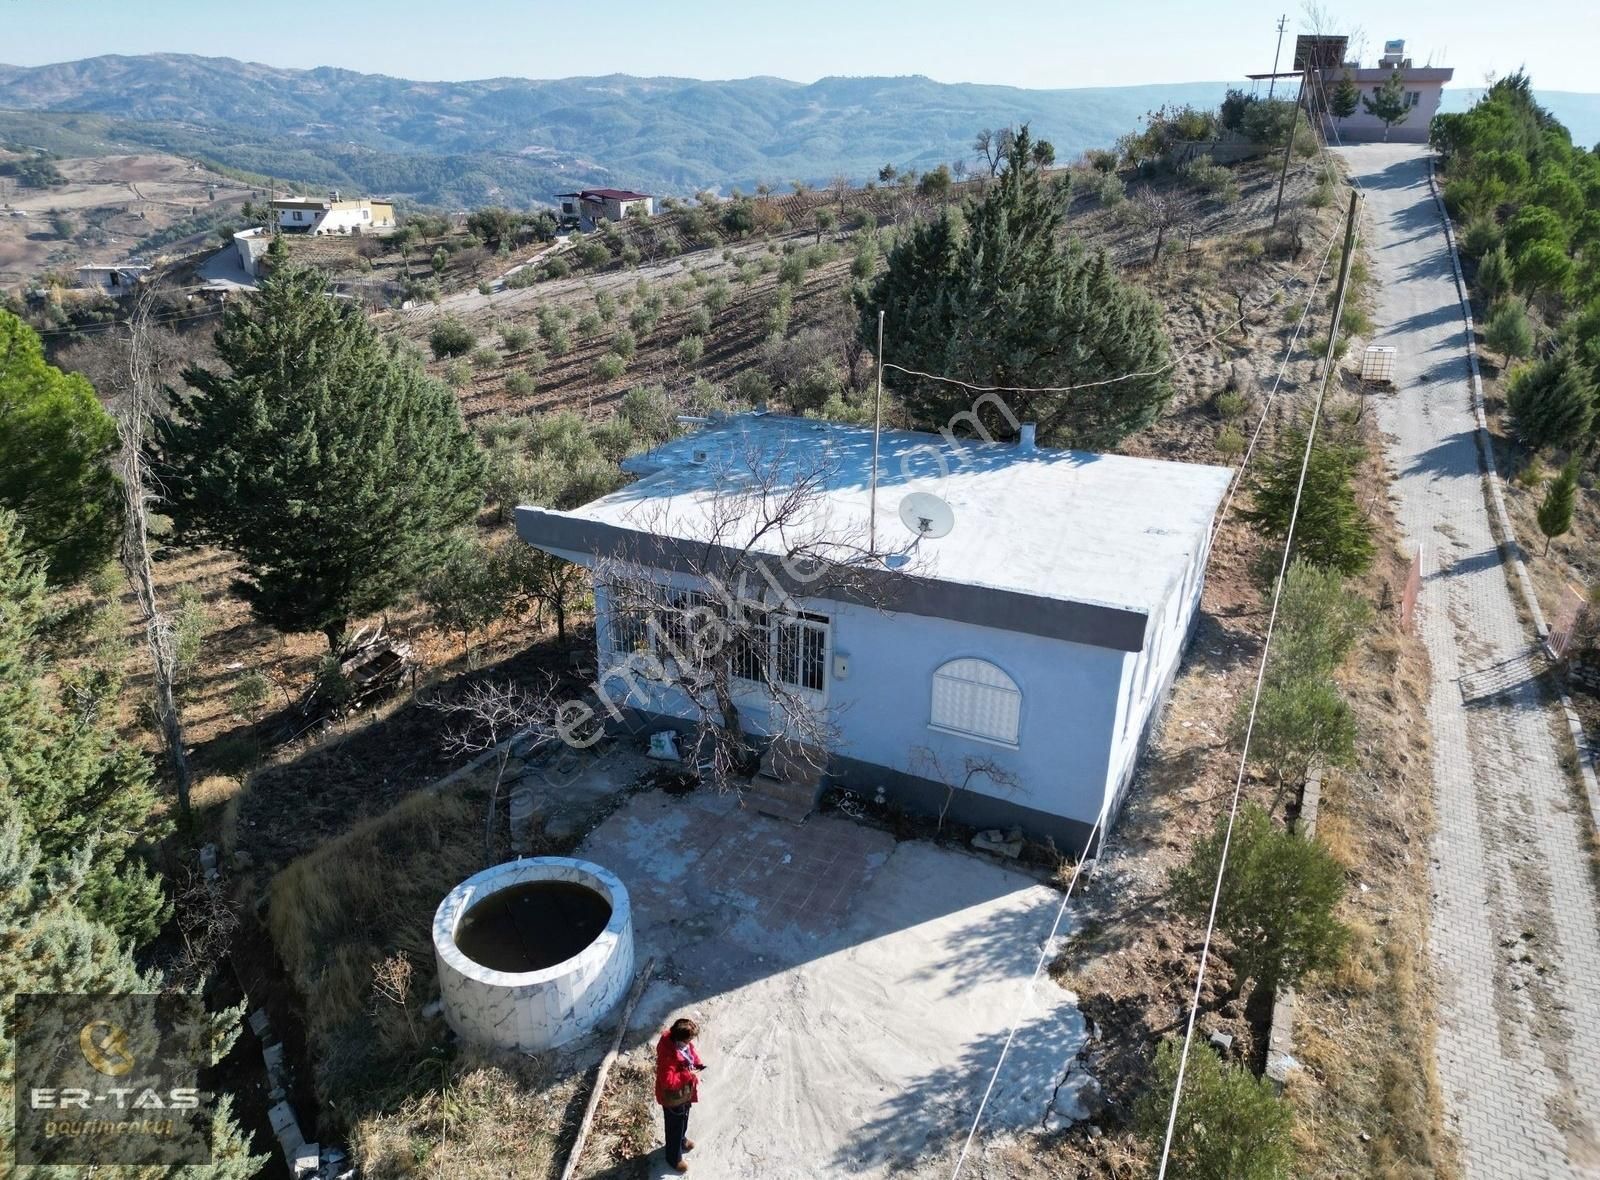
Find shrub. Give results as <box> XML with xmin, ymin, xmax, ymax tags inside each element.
<box><xmin>1184</xmin><ymin>158</ymin><xmax>1240</xmax><ymax>204</ymax></box>
<box><xmin>429</xmin><ymin>316</ymin><xmax>475</xmax><ymax>359</ymax></box>
<box><xmin>1216</xmin><ymin>424</ymin><xmax>1246</xmax><ymax>460</ymax></box>
<box><xmin>1238</xmin><ymin>666</ymin><xmax>1357</xmax><ymax>785</ymax></box>
<box><xmin>619</xmin><ymin>385</ymin><xmax>676</xmax><ymax>443</ymax></box>
<box><xmin>1306</xmin><ymin>174</ymin><xmax>1334</xmax><ymax>208</ymax></box>
<box><xmin>778</xmin><ymin>254</ymin><xmax>809</xmax><ymax>285</ymax></box>
<box><xmin>595</xmin><ymin>290</ymin><xmax>617</xmax><ymax>322</ymax></box>
<box><xmin>703</xmin><ymin>280</ymin><xmax>731</xmax><ymax>315</ymax></box>
<box><xmin>1507</xmin><ymin>348</ymin><xmax>1594</xmax><ymax>450</ymax></box>
<box><xmin>594</xmin><ymin>352</ymin><xmax>627</xmax><ymax>382</ymax></box>
<box><xmin>471</xmin><ymin>346</ymin><xmax>499</xmax><ymax>369</ymax></box>
<box><xmin>677</xmin><ymin>335</ymin><xmax>705</xmax><ymax>366</ymax></box>
<box><xmin>172</xmin><ymin>585</ymin><xmax>209</xmax><ymax>681</ymax></box>
<box><xmin>1537</xmin><ymin>458</ymin><xmax>1579</xmax><ymax>554</ymax></box>
<box><xmin>1214</xmin><ymin>390</ymin><xmax>1247</xmax><ymax>420</ymax></box>
<box><xmin>1474</xmin><ymin>242</ymin><xmax>1515</xmax><ymax>302</ymax></box>
<box><xmin>1133</xmin><ymin>1038</ymin><xmax>1294</xmax><ymax>1180</ymax></box>
<box><xmin>1460</xmin><ymin>216</ymin><xmax>1502</xmax><ymax>260</ymax></box>
<box><xmin>542</xmin><ymin>256</ymin><xmax>570</xmax><ymax>280</ymax></box>
<box><xmin>1169</xmin><ymin>802</ymin><xmax>1349</xmax><ymax>994</ymax></box>
<box><xmin>505</xmin><ymin>371</ymin><xmax>536</xmax><ymax>397</ymax></box>
<box><xmin>686</xmin><ymin>306</ymin><xmax>713</xmax><ymax>336</ymax></box>
<box><xmin>1243</xmin><ymin>430</ymin><xmax>1374</xmax><ymax>576</ymax></box>
<box><xmin>1273</xmin><ymin>559</ymin><xmax>1370</xmax><ymax>677</ymax></box>
<box><xmin>501</xmin><ymin>324</ymin><xmax>533</xmax><ymax>353</ymax></box>
<box><xmin>611</xmin><ymin>327</ymin><xmax>638</xmax><ymax>361</ymax></box>
<box><xmin>523</xmin><ymin>347</ymin><xmax>547</xmax><ymax>375</ymax></box>
<box><xmin>227</xmin><ymin>670</ymin><xmax>271</xmax><ymax>722</ymax></box>
<box><xmin>1097</xmin><ymin>173</ymin><xmax>1125</xmax><ymax>206</ymax></box>
<box><xmin>619</xmin><ymin>245</ymin><xmax>641</xmax><ymax>267</ymax></box>
<box><xmin>579</xmin><ymin>240</ymin><xmax>611</xmax><ymax>268</ymax></box>
<box><xmin>1484</xmin><ymin>300</ymin><xmax>1535</xmax><ymax>364</ymax></box>
<box><xmin>628</xmin><ymin>304</ymin><xmax>661</xmax><ymax>335</ymax></box>
<box><xmin>443</xmin><ymin>359</ymin><xmax>472</xmax><ymax>388</ymax></box>
<box><xmin>1513</xmin><ymin>241</ymin><xmax>1575</xmax><ymax>303</ymax></box>
<box><xmin>541</xmin><ymin>321</ymin><xmax>571</xmax><ymax>357</ymax></box>
<box><xmin>577</xmin><ymin>311</ymin><xmax>603</xmax><ymax>338</ymax></box>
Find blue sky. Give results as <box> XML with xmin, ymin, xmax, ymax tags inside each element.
<box><xmin>2</xmin><ymin>0</ymin><xmax>1592</xmax><ymax>92</ymax></box>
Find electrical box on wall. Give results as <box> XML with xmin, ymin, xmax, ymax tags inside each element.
<box><xmin>832</xmin><ymin>653</ymin><xmax>850</xmax><ymax>680</ymax></box>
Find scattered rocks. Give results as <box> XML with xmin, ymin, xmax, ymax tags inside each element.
<box><xmin>1208</xmin><ymin>1030</ymin><xmax>1234</xmax><ymax>1053</ymax></box>
<box><xmin>647</xmin><ymin>730</ymin><xmax>681</xmax><ymax>761</ymax></box>
<box><xmin>972</xmin><ymin>827</ymin><xmax>1025</xmax><ymax>858</ymax></box>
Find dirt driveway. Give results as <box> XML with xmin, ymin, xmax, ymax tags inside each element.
<box><xmin>576</xmin><ymin>789</ymin><xmax>1091</xmax><ymax>1179</ymax></box>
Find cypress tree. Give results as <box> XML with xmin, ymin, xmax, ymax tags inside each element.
<box><xmin>1242</xmin><ymin>429</ymin><xmax>1375</xmax><ymax>577</ymax></box>
<box><xmin>0</xmin><ymin>310</ymin><xmax>121</xmax><ymax>585</ymax></box>
<box><xmin>1536</xmin><ymin>459</ymin><xmax>1579</xmax><ymax>553</ymax></box>
<box><xmin>0</xmin><ymin>509</ymin><xmax>168</xmax><ymax>945</ymax></box>
<box><xmin>158</xmin><ymin>241</ymin><xmax>485</xmax><ymax>650</ymax></box>
<box><xmin>1507</xmin><ymin>347</ymin><xmax>1594</xmax><ymax>451</ymax></box>
<box><xmin>860</xmin><ymin>125</ymin><xmax>1172</xmax><ymax>449</ymax></box>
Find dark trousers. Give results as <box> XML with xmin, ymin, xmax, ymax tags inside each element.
<box><xmin>663</xmin><ymin>1103</ymin><xmax>691</xmax><ymax>1166</ymax></box>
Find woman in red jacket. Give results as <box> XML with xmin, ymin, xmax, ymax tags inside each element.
<box><xmin>654</xmin><ymin>1017</ymin><xmax>705</xmax><ymax>1173</ymax></box>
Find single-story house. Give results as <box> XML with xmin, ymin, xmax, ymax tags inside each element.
<box><xmin>555</xmin><ymin>188</ymin><xmax>654</xmax><ymax>228</ymax></box>
<box><xmin>271</xmin><ymin>195</ymin><xmax>396</xmax><ymax>236</ymax></box>
<box><xmin>516</xmin><ymin>413</ymin><xmax>1232</xmax><ymax>850</ymax></box>
<box><xmin>1304</xmin><ymin>35</ymin><xmax>1453</xmax><ymax>144</ymax></box>
<box><xmin>74</xmin><ymin>264</ymin><xmax>151</xmax><ymax>292</ymax></box>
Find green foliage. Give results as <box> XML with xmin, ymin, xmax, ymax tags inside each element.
<box><xmin>420</xmin><ymin>535</ymin><xmax>540</xmax><ymax>640</ymax></box>
<box><xmin>1505</xmin><ymin>205</ymin><xmax>1569</xmax><ymax>257</ymax></box>
<box><xmin>0</xmin><ymin>510</ymin><xmax>170</xmax><ymax>946</ymax></box>
<box><xmin>1507</xmin><ymin>347</ymin><xmax>1595</xmax><ymax>449</ymax></box>
<box><xmin>505</xmin><ymin>370</ymin><xmax>536</xmax><ymax>396</ymax></box>
<box><xmin>1474</xmin><ymin>242</ymin><xmax>1515</xmax><ymax>301</ymax></box>
<box><xmin>1169</xmin><ymin>802</ymin><xmax>1349</xmax><ymax>994</ymax></box>
<box><xmin>228</xmin><ymin>669</ymin><xmax>271</xmax><ymax>721</ymax></box>
<box><xmin>611</xmin><ymin>327</ymin><xmax>638</xmax><ymax>361</ymax></box>
<box><xmin>471</xmin><ymin>345</ymin><xmax>499</xmax><ymax>369</ymax></box>
<box><xmin>1097</xmin><ymin>173</ymin><xmax>1125</xmax><ymax>206</ymax></box>
<box><xmin>1243</xmin><ymin>429</ymin><xmax>1374</xmax><ymax>576</ymax></box>
<box><xmin>0</xmin><ymin>311</ymin><xmax>121</xmax><ymax>585</ymax></box>
<box><xmin>1513</xmin><ymin>240</ymin><xmax>1574</xmax><ymax>302</ymax></box>
<box><xmin>1484</xmin><ymin>300</ymin><xmax>1535</xmax><ymax>363</ymax></box>
<box><xmin>1361</xmin><ymin>71</ymin><xmax>1411</xmax><ymax>136</ymax></box>
<box><xmin>1329</xmin><ymin>72</ymin><xmax>1360</xmax><ymax>121</ymax></box>
<box><xmin>501</xmin><ymin>323</ymin><xmax>533</xmax><ymax>353</ymax></box>
<box><xmin>442</xmin><ymin>359</ymin><xmax>471</xmax><ymax>388</ymax></box>
<box><xmin>677</xmin><ymin>335</ymin><xmax>705</xmax><ymax>366</ymax></box>
<box><xmin>861</xmin><ymin>127</ymin><xmax>1170</xmax><ymax>449</ymax></box>
<box><xmin>1184</xmin><ymin>158</ymin><xmax>1240</xmax><ymax>204</ymax></box>
<box><xmin>1536</xmin><ymin>459</ymin><xmax>1579</xmax><ymax>553</ymax></box>
<box><xmin>1459</xmin><ymin>216</ymin><xmax>1502</xmax><ymax>259</ymax></box>
<box><xmin>595</xmin><ymin>352</ymin><xmax>627</xmax><ymax>382</ymax></box>
<box><xmin>477</xmin><ymin>410</ymin><xmax>623</xmax><ymax>523</ymax></box>
<box><xmin>686</xmin><ymin>306</ymin><xmax>713</xmax><ymax>336</ymax></box>
<box><xmin>1133</xmin><ymin>1038</ymin><xmax>1295</xmax><ymax>1180</ymax></box>
<box><xmin>158</xmin><ymin>247</ymin><xmax>484</xmax><ymax>648</ymax></box>
<box><xmin>429</xmin><ymin>315</ymin><xmax>476</xmax><ymax>358</ymax></box>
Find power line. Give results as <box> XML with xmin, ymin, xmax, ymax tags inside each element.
<box><xmin>948</xmin><ymin>200</ymin><xmax>1346</xmax><ymax>1180</ymax></box>
<box><xmin>1153</xmin><ymin>187</ymin><xmax>1362</xmax><ymax>1180</ymax></box>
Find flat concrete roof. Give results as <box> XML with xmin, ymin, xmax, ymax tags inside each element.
<box><xmin>517</xmin><ymin>414</ymin><xmax>1232</xmax><ymax>650</ymax></box>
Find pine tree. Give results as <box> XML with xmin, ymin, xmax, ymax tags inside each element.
<box><xmin>1484</xmin><ymin>300</ymin><xmax>1535</xmax><ymax>365</ymax></box>
<box><xmin>1361</xmin><ymin>71</ymin><xmax>1411</xmax><ymax>140</ymax></box>
<box><xmin>1329</xmin><ymin>71</ymin><xmax>1360</xmax><ymax>122</ymax></box>
<box><xmin>1536</xmin><ymin>459</ymin><xmax>1579</xmax><ymax>554</ymax></box>
<box><xmin>859</xmin><ymin>125</ymin><xmax>1172</xmax><ymax>449</ymax></box>
<box><xmin>0</xmin><ymin>310</ymin><xmax>121</xmax><ymax>585</ymax></box>
<box><xmin>1507</xmin><ymin>348</ymin><xmax>1594</xmax><ymax>451</ymax></box>
<box><xmin>0</xmin><ymin>509</ymin><xmax>169</xmax><ymax>945</ymax></box>
<box><xmin>1242</xmin><ymin>429</ymin><xmax>1375</xmax><ymax>576</ymax></box>
<box><xmin>1475</xmin><ymin>243</ymin><xmax>1515</xmax><ymax>302</ymax></box>
<box><xmin>158</xmin><ymin>242</ymin><xmax>485</xmax><ymax>650</ymax></box>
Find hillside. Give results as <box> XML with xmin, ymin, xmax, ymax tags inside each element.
<box><xmin>0</xmin><ymin>55</ymin><xmax>1241</xmax><ymax>205</ymax></box>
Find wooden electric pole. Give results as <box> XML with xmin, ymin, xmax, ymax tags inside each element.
<box><xmin>1267</xmin><ymin>14</ymin><xmax>1289</xmax><ymax>100</ymax></box>
<box><xmin>1316</xmin><ymin>189</ymin><xmax>1363</xmax><ymax>398</ymax></box>
<box><xmin>1271</xmin><ymin>69</ymin><xmax>1306</xmax><ymax>229</ymax></box>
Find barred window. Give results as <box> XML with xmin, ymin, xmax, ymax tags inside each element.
<box><xmin>930</xmin><ymin>658</ymin><xmax>1021</xmax><ymax>745</ymax></box>
<box><xmin>774</xmin><ymin>612</ymin><xmax>828</xmax><ymax>692</ymax></box>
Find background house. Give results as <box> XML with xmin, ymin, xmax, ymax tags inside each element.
<box><xmin>1301</xmin><ymin>35</ymin><xmax>1453</xmax><ymax>144</ymax></box>
<box><xmin>270</xmin><ymin>194</ymin><xmax>396</xmax><ymax>235</ymax></box>
<box><xmin>516</xmin><ymin>414</ymin><xmax>1232</xmax><ymax>849</ymax></box>
<box><xmin>555</xmin><ymin>188</ymin><xmax>654</xmax><ymax>228</ymax></box>
<box><xmin>73</xmin><ymin>263</ymin><xmax>150</xmax><ymax>292</ymax></box>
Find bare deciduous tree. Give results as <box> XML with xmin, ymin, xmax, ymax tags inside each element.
<box><xmin>1133</xmin><ymin>186</ymin><xmax>1188</xmax><ymax>266</ymax></box>
<box><xmin>117</xmin><ymin>295</ymin><xmax>193</xmax><ymax>819</ymax></box>
<box><xmin>909</xmin><ymin>746</ymin><xmax>1022</xmax><ymax>832</ymax></box>
<box><xmin>590</xmin><ymin>436</ymin><xmax>917</xmax><ymax>790</ymax></box>
<box><xmin>433</xmin><ymin>677</ymin><xmax>563</xmax><ymax>865</ymax></box>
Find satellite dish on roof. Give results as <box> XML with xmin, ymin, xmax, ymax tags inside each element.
<box><xmin>898</xmin><ymin>492</ymin><xmax>955</xmax><ymax>540</ymax></box>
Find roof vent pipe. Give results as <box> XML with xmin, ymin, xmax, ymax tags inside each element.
<box><xmin>1018</xmin><ymin>423</ymin><xmax>1037</xmax><ymax>452</ymax></box>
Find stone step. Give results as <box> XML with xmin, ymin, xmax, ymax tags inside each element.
<box><xmin>748</xmin><ymin>791</ymin><xmax>813</xmax><ymax>825</ymax></box>
<box><xmin>746</xmin><ymin>773</ymin><xmax>820</xmax><ymax>809</ymax></box>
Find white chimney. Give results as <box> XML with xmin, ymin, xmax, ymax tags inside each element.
<box><xmin>1018</xmin><ymin>423</ymin><xmax>1037</xmax><ymax>452</ymax></box>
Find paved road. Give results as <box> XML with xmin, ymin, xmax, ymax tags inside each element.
<box><xmin>1338</xmin><ymin>143</ymin><xmax>1600</xmax><ymax>1178</ymax></box>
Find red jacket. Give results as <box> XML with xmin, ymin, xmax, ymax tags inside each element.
<box><xmin>654</xmin><ymin>1031</ymin><xmax>702</xmax><ymax>1106</ymax></box>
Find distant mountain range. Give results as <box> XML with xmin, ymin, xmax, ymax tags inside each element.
<box><xmin>0</xmin><ymin>54</ymin><xmax>1595</xmax><ymax>209</ymax></box>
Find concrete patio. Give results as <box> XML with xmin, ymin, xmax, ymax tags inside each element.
<box><xmin>576</xmin><ymin>788</ymin><xmax>1093</xmax><ymax>1179</ymax></box>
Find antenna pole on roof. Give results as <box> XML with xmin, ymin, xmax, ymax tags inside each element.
<box><xmin>870</xmin><ymin>310</ymin><xmax>884</xmax><ymax>556</ymax></box>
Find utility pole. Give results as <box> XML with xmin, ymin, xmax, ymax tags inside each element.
<box><xmin>1271</xmin><ymin>69</ymin><xmax>1306</xmax><ymax>229</ymax></box>
<box><xmin>1317</xmin><ymin>190</ymin><xmax>1363</xmax><ymax>397</ymax></box>
<box><xmin>1268</xmin><ymin>14</ymin><xmax>1289</xmax><ymax>100</ymax></box>
<box><xmin>869</xmin><ymin>309</ymin><xmax>884</xmax><ymax>556</ymax></box>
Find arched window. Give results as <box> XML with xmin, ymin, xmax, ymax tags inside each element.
<box><xmin>930</xmin><ymin>658</ymin><xmax>1021</xmax><ymax>745</ymax></box>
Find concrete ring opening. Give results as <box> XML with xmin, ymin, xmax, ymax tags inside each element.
<box><xmin>433</xmin><ymin>857</ymin><xmax>634</xmax><ymax>1052</ymax></box>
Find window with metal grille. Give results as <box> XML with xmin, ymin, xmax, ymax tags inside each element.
<box><xmin>930</xmin><ymin>658</ymin><xmax>1021</xmax><ymax>745</ymax></box>
<box><xmin>774</xmin><ymin>612</ymin><xmax>828</xmax><ymax>693</ymax></box>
